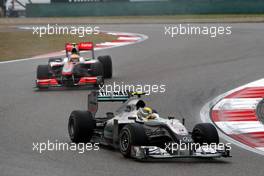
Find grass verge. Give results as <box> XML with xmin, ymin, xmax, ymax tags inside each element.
<box><xmin>0</xmin><ymin>31</ymin><xmax>117</xmax><ymax>61</ymax></box>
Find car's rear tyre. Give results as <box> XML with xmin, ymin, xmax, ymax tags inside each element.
<box><xmin>91</xmin><ymin>62</ymin><xmax>104</xmax><ymax>77</ymax></box>
<box><xmin>192</xmin><ymin>123</ymin><xmax>219</xmax><ymax>145</ymax></box>
<box><xmin>119</xmin><ymin>123</ymin><xmax>148</xmax><ymax>158</ymax></box>
<box><xmin>68</xmin><ymin>110</ymin><xmax>96</xmax><ymax>143</ymax></box>
<box><xmin>37</xmin><ymin>65</ymin><xmax>50</xmax><ymax>79</ymax></box>
<box><xmin>98</xmin><ymin>55</ymin><xmax>112</xmax><ymax>78</ymax></box>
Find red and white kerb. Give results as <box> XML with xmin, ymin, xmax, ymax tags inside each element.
<box><xmin>31</xmin><ymin>32</ymin><xmax>146</xmax><ymax>59</ymax></box>
<box><xmin>211</xmin><ymin>81</ymin><xmax>264</xmax><ymax>152</ymax></box>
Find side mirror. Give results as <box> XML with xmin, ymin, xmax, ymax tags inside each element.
<box><xmin>128</xmin><ymin>116</ymin><xmax>137</xmax><ymax>120</ymax></box>
<box><xmin>168</xmin><ymin>116</ymin><xmax>175</xmax><ymax>120</ymax></box>
<box><xmin>182</xmin><ymin>118</ymin><xmax>185</xmax><ymax>125</ymax></box>
<box><xmin>106</xmin><ymin>112</ymin><xmax>114</xmax><ymax>119</ymax></box>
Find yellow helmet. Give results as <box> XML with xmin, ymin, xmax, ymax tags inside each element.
<box><xmin>143</xmin><ymin>107</ymin><xmax>152</xmax><ymax>114</ymax></box>
<box><xmin>138</xmin><ymin>107</ymin><xmax>152</xmax><ymax>119</ymax></box>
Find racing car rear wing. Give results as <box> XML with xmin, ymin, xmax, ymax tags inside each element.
<box><xmin>97</xmin><ymin>91</ymin><xmax>147</xmax><ymax>101</ymax></box>
<box><xmin>65</xmin><ymin>42</ymin><xmax>95</xmax><ymax>58</ymax></box>
<box><xmin>97</xmin><ymin>91</ymin><xmax>130</xmax><ymax>102</ymax></box>
<box><xmin>65</xmin><ymin>42</ymin><xmax>94</xmax><ymax>52</ymax></box>
<box><xmin>87</xmin><ymin>91</ymin><xmax>146</xmax><ymax>115</ymax></box>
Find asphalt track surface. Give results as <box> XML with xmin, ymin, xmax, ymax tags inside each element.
<box><xmin>1</xmin><ymin>23</ymin><xmax>264</xmax><ymax>176</ymax></box>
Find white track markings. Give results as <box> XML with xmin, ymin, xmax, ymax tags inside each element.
<box><xmin>117</xmin><ymin>37</ymin><xmax>141</xmax><ymax>40</ymax></box>
<box><xmin>215</xmin><ymin>121</ymin><xmax>264</xmax><ymax>135</ymax></box>
<box><xmin>213</xmin><ymin>98</ymin><xmax>262</xmax><ymax>110</ymax></box>
<box><xmin>256</xmin><ymin>147</ymin><xmax>264</xmax><ymax>151</ymax></box>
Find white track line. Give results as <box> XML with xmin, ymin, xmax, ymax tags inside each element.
<box><xmin>213</xmin><ymin>98</ymin><xmax>262</xmax><ymax>110</ymax></box>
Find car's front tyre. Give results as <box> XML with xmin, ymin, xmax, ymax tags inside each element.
<box><xmin>36</xmin><ymin>65</ymin><xmax>51</xmax><ymax>89</ymax></box>
<box><xmin>192</xmin><ymin>123</ymin><xmax>219</xmax><ymax>145</ymax></box>
<box><xmin>119</xmin><ymin>123</ymin><xmax>148</xmax><ymax>158</ymax></box>
<box><xmin>37</xmin><ymin>65</ymin><xmax>50</xmax><ymax>79</ymax></box>
<box><xmin>98</xmin><ymin>55</ymin><xmax>112</xmax><ymax>78</ymax></box>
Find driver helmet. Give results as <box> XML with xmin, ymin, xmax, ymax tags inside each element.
<box><xmin>71</xmin><ymin>47</ymin><xmax>79</xmax><ymax>54</ymax></box>
<box><xmin>137</xmin><ymin>107</ymin><xmax>152</xmax><ymax>119</ymax></box>
<box><xmin>70</xmin><ymin>54</ymin><xmax>80</xmax><ymax>63</ymax></box>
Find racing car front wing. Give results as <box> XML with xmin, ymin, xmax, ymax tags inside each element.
<box><xmin>131</xmin><ymin>145</ymin><xmax>231</xmax><ymax>160</ymax></box>
<box><xmin>36</xmin><ymin>76</ymin><xmax>103</xmax><ymax>89</ymax></box>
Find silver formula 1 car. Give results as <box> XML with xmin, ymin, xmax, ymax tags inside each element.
<box><xmin>36</xmin><ymin>42</ymin><xmax>112</xmax><ymax>89</ymax></box>
<box><xmin>68</xmin><ymin>91</ymin><xmax>231</xmax><ymax>160</ymax></box>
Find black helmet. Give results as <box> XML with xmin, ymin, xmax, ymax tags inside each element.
<box><xmin>71</xmin><ymin>47</ymin><xmax>79</xmax><ymax>54</ymax></box>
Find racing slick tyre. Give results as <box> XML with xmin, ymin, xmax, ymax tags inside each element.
<box><xmin>119</xmin><ymin>123</ymin><xmax>148</xmax><ymax>158</ymax></box>
<box><xmin>98</xmin><ymin>55</ymin><xmax>112</xmax><ymax>78</ymax></box>
<box><xmin>36</xmin><ymin>65</ymin><xmax>51</xmax><ymax>89</ymax></box>
<box><xmin>68</xmin><ymin>110</ymin><xmax>96</xmax><ymax>143</ymax></box>
<box><xmin>91</xmin><ymin>62</ymin><xmax>104</xmax><ymax>77</ymax></box>
<box><xmin>192</xmin><ymin>123</ymin><xmax>219</xmax><ymax>145</ymax></box>
<box><xmin>37</xmin><ymin>65</ymin><xmax>50</xmax><ymax>79</ymax></box>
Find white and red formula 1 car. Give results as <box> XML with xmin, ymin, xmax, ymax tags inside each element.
<box><xmin>36</xmin><ymin>42</ymin><xmax>112</xmax><ymax>89</ymax></box>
